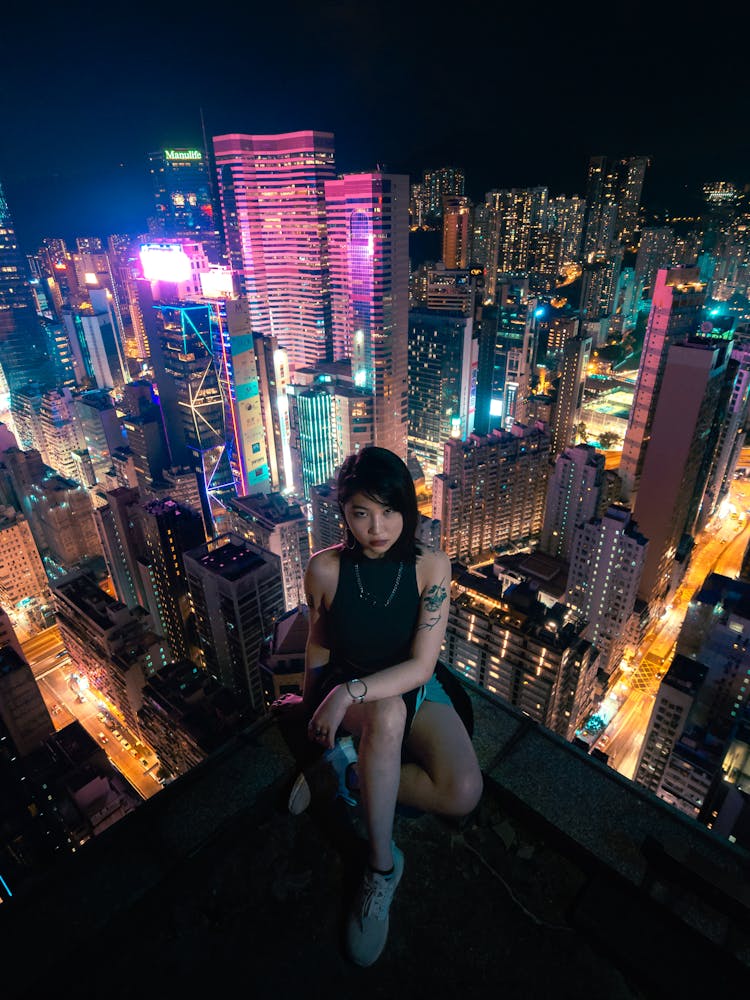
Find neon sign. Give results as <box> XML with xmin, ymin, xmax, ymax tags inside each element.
<box><xmin>165</xmin><ymin>149</ymin><xmax>202</xmax><ymax>161</ymax></box>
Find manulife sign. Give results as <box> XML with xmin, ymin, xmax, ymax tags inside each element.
<box><xmin>165</xmin><ymin>149</ymin><xmax>203</xmax><ymax>161</ymax></box>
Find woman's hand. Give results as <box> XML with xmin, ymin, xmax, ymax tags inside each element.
<box><xmin>308</xmin><ymin>684</ymin><xmax>350</xmax><ymax>749</ymax></box>
<box><xmin>270</xmin><ymin>692</ymin><xmax>307</xmax><ymax>720</ymax></box>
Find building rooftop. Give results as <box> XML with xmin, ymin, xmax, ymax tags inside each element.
<box><xmin>2</xmin><ymin>679</ymin><xmax>749</xmax><ymax>999</ymax></box>
<box><xmin>189</xmin><ymin>536</ymin><xmax>267</xmax><ymax>580</ymax></box>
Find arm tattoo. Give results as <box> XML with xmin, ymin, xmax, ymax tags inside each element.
<box><xmin>417</xmin><ymin>578</ymin><xmax>447</xmax><ymax>632</ymax></box>
<box><xmin>424</xmin><ymin>579</ymin><xmax>447</xmax><ymax>612</ymax></box>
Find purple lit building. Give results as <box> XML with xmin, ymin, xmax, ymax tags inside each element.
<box><xmin>212</xmin><ymin>131</ymin><xmax>336</xmax><ymax>371</ymax></box>
<box><xmin>325</xmin><ymin>171</ymin><xmax>410</xmax><ymax>460</ymax></box>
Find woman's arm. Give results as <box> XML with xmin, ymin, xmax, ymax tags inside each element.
<box><xmin>310</xmin><ymin>550</ymin><xmax>452</xmax><ymax>744</ymax></box>
<box><xmin>301</xmin><ymin>551</ymin><xmax>336</xmax><ymax>706</ymax></box>
<box><xmin>271</xmin><ymin>548</ymin><xmax>337</xmax><ymax>717</ymax></box>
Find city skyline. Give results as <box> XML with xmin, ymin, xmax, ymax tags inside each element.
<box><xmin>2</xmin><ymin>2</ymin><xmax>749</xmax><ymax>247</ymax></box>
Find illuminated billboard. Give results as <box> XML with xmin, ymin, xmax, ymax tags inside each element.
<box><xmin>139</xmin><ymin>243</ymin><xmax>192</xmax><ymax>284</ymax></box>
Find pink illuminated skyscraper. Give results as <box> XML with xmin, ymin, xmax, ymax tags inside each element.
<box><xmin>325</xmin><ymin>171</ymin><xmax>410</xmax><ymax>460</ymax></box>
<box><xmin>212</xmin><ymin>131</ymin><xmax>336</xmax><ymax>371</ymax></box>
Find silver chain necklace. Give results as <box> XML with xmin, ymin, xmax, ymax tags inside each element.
<box><xmin>354</xmin><ymin>560</ymin><xmax>403</xmax><ymax>607</ymax></box>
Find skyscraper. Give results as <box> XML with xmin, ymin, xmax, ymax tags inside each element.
<box><xmin>564</xmin><ymin>504</ymin><xmax>648</xmax><ymax>677</ymax></box>
<box><xmin>489</xmin><ymin>187</ymin><xmax>549</xmax><ymax>274</ymax></box>
<box><xmin>183</xmin><ymin>533</ymin><xmax>285</xmax><ymax>712</ymax></box>
<box><xmin>226</xmin><ymin>491</ymin><xmax>310</xmax><ymax>612</ymax></box>
<box><xmin>148</xmin><ymin>147</ymin><xmax>216</xmax><ymax>245</ymax></box>
<box><xmin>633</xmin><ymin>335</ymin><xmax>733</xmax><ymax>610</ymax></box>
<box><xmin>325</xmin><ymin>171</ymin><xmax>410</xmax><ymax>459</ymax></box>
<box><xmin>582</xmin><ymin>155</ymin><xmax>649</xmax><ymax>259</ymax></box>
<box><xmin>0</xmin><ymin>178</ymin><xmax>52</xmax><ymax>400</ymax></box>
<box><xmin>617</xmin><ymin>267</ymin><xmax>706</xmax><ymax>503</ymax></box>
<box><xmin>634</xmin><ymin>653</ymin><xmax>707</xmax><ymax>793</ymax></box>
<box><xmin>137</xmin><ymin>285</ymin><xmax>235</xmax><ymax>530</ymax></box>
<box><xmin>212</xmin><ymin>131</ymin><xmax>336</xmax><ymax>370</ymax></box>
<box><xmin>549</xmin><ymin>331</ymin><xmax>592</xmax><ymax>459</ymax></box>
<box><xmin>433</xmin><ymin>423</ymin><xmax>551</xmax><ymax>562</ymax></box>
<box><xmin>210</xmin><ymin>296</ymin><xmax>270</xmax><ymax>498</ymax></box>
<box><xmin>442</xmin><ymin>196</ymin><xmax>472</xmax><ymax>269</ymax></box>
<box><xmin>422</xmin><ymin>166</ymin><xmax>465</xmax><ymax>226</ymax></box>
<box><xmin>490</xmin><ymin>278</ymin><xmax>538</xmax><ymax>431</ymax></box>
<box><xmin>408</xmin><ymin>305</ymin><xmax>477</xmax><ymax>479</ymax></box>
<box><xmin>540</xmin><ymin>443</ymin><xmax>606</xmax><ymax>560</ymax></box>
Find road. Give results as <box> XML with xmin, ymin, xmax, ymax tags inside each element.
<box><xmin>589</xmin><ymin>469</ymin><xmax>750</xmax><ymax>779</ymax></box>
<box><xmin>23</xmin><ymin>630</ymin><xmax>162</xmax><ymax>800</ymax></box>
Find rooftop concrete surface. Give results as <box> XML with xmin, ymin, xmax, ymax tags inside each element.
<box><xmin>2</xmin><ymin>678</ymin><xmax>748</xmax><ymax>999</ymax></box>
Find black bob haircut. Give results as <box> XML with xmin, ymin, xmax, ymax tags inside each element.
<box><xmin>337</xmin><ymin>446</ymin><xmax>421</xmax><ymax>562</ymax></box>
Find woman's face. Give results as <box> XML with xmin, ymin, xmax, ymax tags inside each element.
<box><xmin>344</xmin><ymin>492</ymin><xmax>404</xmax><ymax>559</ymax></box>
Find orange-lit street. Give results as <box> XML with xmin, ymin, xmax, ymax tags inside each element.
<box><xmin>22</xmin><ymin>632</ymin><xmax>162</xmax><ymax>800</ymax></box>
<box><xmin>590</xmin><ymin>457</ymin><xmax>750</xmax><ymax>779</ymax></box>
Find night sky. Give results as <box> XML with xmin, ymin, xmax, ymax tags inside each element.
<box><xmin>2</xmin><ymin>1</ymin><xmax>749</xmax><ymax>250</ymax></box>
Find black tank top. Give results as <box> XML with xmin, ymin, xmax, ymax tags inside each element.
<box><xmin>327</xmin><ymin>550</ymin><xmax>420</xmax><ymax>678</ymax></box>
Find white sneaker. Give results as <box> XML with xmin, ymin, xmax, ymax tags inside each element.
<box><xmin>345</xmin><ymin>844</ymin><xmax>404</xmax><ymax>967</ymax></box>
<box><xmin>287</xmin><ymin>735</ymin><xmax>358</xmax><ymax>815</ymax></box>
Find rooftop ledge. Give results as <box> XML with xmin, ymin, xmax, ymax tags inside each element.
<box><xmin>3</xmin><ymin>677</ymin><xmax>749</xmax><ymax>998</ymax></box>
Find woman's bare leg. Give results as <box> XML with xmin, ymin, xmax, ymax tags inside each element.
<box><xmin>343</xmin><ymin>696</ymin><xmax>406</xmax><ymax>871</ymax></box>
<box><xmin>398</xmin><ymin>701</ymin><xmax>483</xmax><ymax>816</ymax></box>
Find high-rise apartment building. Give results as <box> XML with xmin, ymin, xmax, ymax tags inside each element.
<box><xmin>547</xmin><ymin>195</ymin><xmax>586</xmax><ymax>266</ymax></box>
<box><xmin>212</xmin><ymin>131</ymin><xmax>336</xmax><ymax>370</ymax></box>
<box><xmin>549</xmin><ymin>332</ymin><xmax>592</xmax><ymax>459</ymax></box>
<box><xmin>582</xmin><ymin>155</ymin><xmax>649</xmax><ymax>259</ymax></box>
<box><xmin>633</xmin><ymin>336</ymin><xmax>733</xmax><ymax>609</ymax></box>
<box><xmin>51</xmin><ymin>570</ymin><xmax>170</xmax><ymax>736</ymax></box>
<box><xmin>133</xmin><ymin>497</ymin><xmax>207</xmax><ymax>662</ymax></box>
<box><xmin>183</xmin><ymin>533</ymin><xmax>285</xmax><ymax>712</ymax></box>
<box><xmin>432</xmin><ymin>423</ymin><xmax>551</xmax><ymax>562</ymax></box>
<box><xmin>0</xmin><ymin>645</ymin><xmax>54</xmax><ymax>756</ymax></box>
<box><xmin>578</xmin><ymin>251</ymin><xmax>623</xmax><ymax>326</ymax></box>
<box><xmin>564</xmin><ymin>505</ymin><xmax>648</xmax><ymax>677</ymax></box>
<box><xmin>422</xmin><ymin>166</ymin><xmax>465</xmax><ymax>225</ymax></box>
<box><xmin>634</xmin><ymin>227</ymin><xmax>676</xmax><ymax>302</ymax></box>
<box><xmin>540</xmin><ymin>443</ymin><xmax>606</xmax><ymax>560</ymax></box>
<box><xmin>634</xmin><ymin>653</ymin><xmax>707</xmax><ymax>793</ymax></box>
<box><xmin>309</xmin><ymin>481</ymin><xmax>344</xmax><ymax>553</ymax></box>
<box><xmin>489</xmin><ymin>187</ymin><xmax>549</xmax><ymax>274</ymax></box>
<box><xmin>325</xmin><ymin>171</ymin><xmax>410</xmax><ymax>460</ymax></box>
<box><xmin>618</xmin><ymin>267</ymin><xmax>708</xmax><ymax>504</ymax></box>
<box><xmin>38</xmin><ymin>387</ymin><xmax>85</xmax><ymax>481</ymax></box>
<box><xmin>699</xmin><ymin>335</ymin><xmax>750</xmax><ymax>526</ymax></box>
<box><xmin>9</xmin><ymin>383</ymin><xmax>43</xmax><ymax>452</ymax></box>
<box><xmin>25</xmin><ymin>475</ymin><xmax>104</xmax><ymax>574</ymax></box>
<box><xmin>93</xmin><ymin>486</ymin><xmax>147</xmax><ymax>610</ymax></box>
<box><xmin>226</xmin><ymin>492</ymin><xmax>310</xmax><ymax>612</ymax></box>
<box><xmin>444</xmin><ymin>569</ymin><xmax>598</xmax><ymax>740</ymax></box>
<box><xmin>72</xmin><ymin>389</ymin><xmax>124</xmax><ymax>487</ymax></box>
<box><xmin>442</xmin><ymin>196</ymin><xmax>472</xmax><ymax>269</ymax></box>
<box><xmin>469</xmin><ymin>200</ymin><xmax>500</xmax><ymax>304</ymax></box>
<box><xmin>0</xmin><ymin>507</ymin><xmax>49</xmax><ymax>632</ymax></box>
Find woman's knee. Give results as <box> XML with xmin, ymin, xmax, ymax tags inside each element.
<box><xmin>361</xmin><ymin>695</ymin><xmax>406</xmax><ymax>744</ymax></box>
<box><xmin>442</xmin><ymin>765</ymin><xmax>484</xmax><ymax>816</ymax></box>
